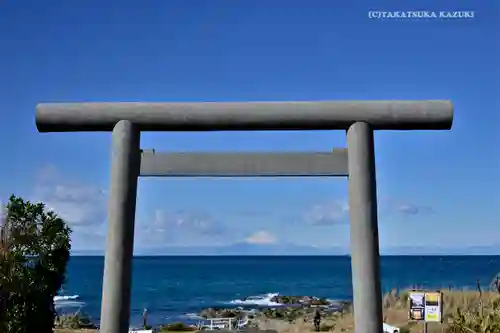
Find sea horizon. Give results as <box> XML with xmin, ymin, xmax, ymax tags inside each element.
<box><xmin>69</xmin><ymin>254</ymin><xmax>500</xmax><ymax>257</ymax></box>
<box><xmin>58</xmin><ymin>255</ymin><xmax>500</xmax><ymax>327</ymax></box>
<box><xmin>69</xmin><ymin>243</ymin><xmax>500</xmax><ymax>257</ymax></box>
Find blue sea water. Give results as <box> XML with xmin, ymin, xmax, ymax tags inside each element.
<box><xmin>58</xmin><ymin>256</ymin><xmax>500</xmax><ymax>327</ymax></box>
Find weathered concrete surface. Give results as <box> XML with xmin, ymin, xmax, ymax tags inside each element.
<box><xmin>36</xmin><ymin>100</ymin><xmax>453</xmax><ymax>132</ymax></box>
<box><xmin>34</xmin><ymin>99</ymin><xmax>454</xmax><ymax>333</ymax></box>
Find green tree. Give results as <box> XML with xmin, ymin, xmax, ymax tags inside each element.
<box><xmin>0</xmin><ymin>195</ymin><xmax>72</xmax><ymax>333</ymax></box>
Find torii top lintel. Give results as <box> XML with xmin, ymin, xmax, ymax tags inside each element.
<box><xmin>35</xmin><ymin>100</ymin><xmax>453</xmax><ymax>132</ymax></box>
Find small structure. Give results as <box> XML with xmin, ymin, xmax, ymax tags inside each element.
<box><xmin>197</xmin><ymin>316</ymin><xmax>249</xmax><ymax>331</ymax></box>
<box><xmin>198</xmin><ymin>317</ymin><xmax>234</xmax><ymax>330</ymax></box>
<box><xmin>409</xmin><ymin>290</ymin><xmax>444</xmax><ymax>332</ymax></box>
<box><xmin>383</xmin><ymin>323</ymin><xmax>400</xmax><ymax>333</ymax></box>
<box><xmin>35</xmin><ymin>100</ymin><xmax>453</xmax><ymax>333</ymax></box>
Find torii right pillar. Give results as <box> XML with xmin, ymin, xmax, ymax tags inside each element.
<box><xmin>347</xmin><ymin>121</ymin><xmax>382</xmax><ymax>333</ymax></box>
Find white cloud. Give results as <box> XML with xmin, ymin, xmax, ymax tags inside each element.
<box><xmin>36</xmin><ymin>184</ymin><xmax>107</xmax><ymax>226</ymax></box>
<box><xmin>304</xmin><ymin>198</ymin><xmax>434</xmax><ymax>227</ymax></box>
<box><xmin>305</xmin><ymin>200</ymin><xmax>349</xmax><ymax>226</ymax></box>
<box><xmin>397</xmin><ymin>203</ymin><xmax>434</xmax><ymax>215</ymax></box>
<box><xmin>33</xmin><ymin>166</ymin><xmax>107</xmax><ymax>226</ymax></box>
<box><xmin>31</xmin><ymin>165</ymin><xmax>108</xmax><ymax>250</ymax></box>
<box><xmin>31</xmin><ymin>166</ymin><xmax>232</xmax><ymax>250</ymax></box>
<box><xmin>135</xmin><ymin>209</ymin><xmax>228</xmax><ymax>248</ymax></box>
<box><xmin>244</xmin><ymin>230</ymin><xmax>276</xmax><ymax>244</ymax></box>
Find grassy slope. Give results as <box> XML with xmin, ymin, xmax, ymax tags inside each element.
<box><xmin>54</xmin><ymin>289</ymin><xmax>500</xmax><ymax>333</ymax></box>
<box><xmin>257</xmin><ymin>289</ymin><xmax>500</xmax><ymax>333</ymax></box>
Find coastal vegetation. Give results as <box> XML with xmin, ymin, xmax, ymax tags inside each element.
<box><xmin>50</xmin><ymin>286</ymin><xmax>500</xmax><ymax>333</ymax></box>
<box><xmin>192</xmin><ymin>281</ymin><xmax>500</xmax><ymax>333</ymax></box>
<box><xmin>235</xmin><ymin>287</ymin><xmax>500</xmax><ymax>333</ymax></box>
<box><xmin>54</xmin><ymin>313</ymin><xmax>97</xmax><ymax>330</ymax></box>
<box><xmin>2</xmin><ymin>195</ymin><xmax>500</xmax><ymax>333</ymax></box>
<box><xmin>0</xmin><ymin>195</ymin><xmax>72</xmax><ymax>333</ymax></box>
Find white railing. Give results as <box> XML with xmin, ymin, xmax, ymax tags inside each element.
<box><xmin>383</xmin><ymin>323</ymin><xmax>400</xmax><ymax>333</ymax></box>
<box><xmin>200</xmin><ymin>317</ymin><xmax>235</xmax><ymax>330</ymax></box>
<box><xmin>128</xmin><ymin>330</ymin><xmax>154</xmax><ymax>333</ymax></box>
<box><xmin>198</xmin><ymin>316</ymin><xmax>250</xmax><ymax>330</ymax></box>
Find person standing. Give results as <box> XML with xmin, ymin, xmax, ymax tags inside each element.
<box><xmin>313</xmin><ymin>308</ymin><xmax>321</xmax><ymax>332</ymax></box>
<box><xmin>143</xmin><ymin>308</ymin><xmax>148</xmax><ymax>329</ymax></box>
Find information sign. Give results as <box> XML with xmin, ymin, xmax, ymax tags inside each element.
<box><xmin>424</xmin><ymin>292</ymin><xmax>443</xmax><ymax>323</ymax></box>
<box><xmin>409</xmin><ymin>291</ymin><xmax>425</xmax><ymax>321</ymax></box>
<box><xmin>408</xmin><ymin>291</ymin><xmax>443</xmax><ymax>323</ymax></box>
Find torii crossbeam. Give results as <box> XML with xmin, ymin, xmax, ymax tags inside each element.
<box><xmin>35</xmin><ymin>100</ymin><xmax>453</xmax><ymax>333</ymax></box>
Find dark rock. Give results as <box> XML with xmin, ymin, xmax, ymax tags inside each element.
<box><xmin>159</xmin><ymin>322</ymin><xmax>197</xmax><ymax>332</ymax></box>
<box><xmin>270</xmin><ymin>295</ymin><xmax>331</xmax><ymax>306</ymax></box>
<box><xmin>258</xmin><ymin>301</ymin><xmax>352</xmax><ymax>321</ymax></box>
<box><xmin>199</xmin><ymin>307</ymin><xmax>247</xmax><ymax>319</ymax></box>
<box><xmin>213</xmin><ymin>330</ymin><xmax>277</xmax><ymax>333</ymax></box>
<box><xmin>490</xmin><ymin>273</ymin><xmax>500</xmax><ymax>293</ymax></box>
<box><xmin>262</xmin><ymin>306</ymin><xmax>308</xmax><ymax>322</ymax></box>
<box><xmin>197</xmin><ymin>296</ymin><xmax>352</xmax><ymax>323</ymax></box>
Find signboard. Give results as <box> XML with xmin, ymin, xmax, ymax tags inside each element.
<box><xmin>409</xmin><ymin>292</ymin><xmax>425</xmax><ymax>321</ymax></box>
<box><xmin>424</xmin><ymin>292</ymin><xmax>443</xmax><ymax>323</ymax></box>
<box><xmin>408</xmin><ymin>291</ymin><xmax>443</xmax><ymax>323</ymax></box>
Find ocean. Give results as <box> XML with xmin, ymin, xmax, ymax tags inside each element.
<box><xmin>56</xmin><ymin>256</ymin><xmax>500</xmax><ymax>327</ymax></box>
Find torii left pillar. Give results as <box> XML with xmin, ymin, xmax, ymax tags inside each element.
<box><xmin>100</xmin><ymin>120</ymin><xmax>141</xmax><ymax>333</ymax></box>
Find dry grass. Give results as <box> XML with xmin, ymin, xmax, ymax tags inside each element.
<box><xmin>54</xmin><ymin>331</ymin><xmax>196</xmax><ymax>333</ymax></box>
<box><xmin>51</xmin><ymin>288</ymin><xmax>500</xmax><ymax>333</ymax></box>
<box><xmin>257</xmin><ymin>288</ymin><xmax>500</xmax><ymax>333</ymax></box>
<box><xmin>54</xmin><ymin>328</ymin><xmax>98</xmax><ymax>333</ymax></box>
<box><xmin>54</xmin><ymin>330</ymin><xmax>193</xmax><ymax>333</ymax></box>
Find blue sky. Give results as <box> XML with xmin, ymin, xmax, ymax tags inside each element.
<box><xmin>0</xmin><ymin>0</ymin><xmax>498</xmax><ymax>253</ymax></box>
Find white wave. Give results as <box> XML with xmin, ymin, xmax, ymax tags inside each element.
<box><xmin>54</xmin><ymin>300</ymin><xmax>86</xmax><ymax>310</ymax></box>
<box><xmin>229</xmin><ymin>292</ymin><xmax>281</xmax><ymax>306</ymax></box>
<box><xmin>181</xmin><ymin>313</ymin><xmax>203</xmax><ymax>320</ymax></box>
<box><xmin>54</xmin><ymin>295</ymin><xmax>80</xmax><ymax>302</ymax></box>
<box><xmin>326</xmin><ymin>298</ymin><xmax>345</xmax><ymax>306</ymax></box>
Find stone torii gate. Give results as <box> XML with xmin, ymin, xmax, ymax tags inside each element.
<box><xmin>35</xmin><ymin>100</ymin><xmax>453</xmax><ymax>333</ymax></box>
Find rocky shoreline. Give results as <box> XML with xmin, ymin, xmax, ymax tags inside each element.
<box><xmin>198</xmin><ymin>295</ymin><xmax>351</xmax><ymax>324</ymax></box>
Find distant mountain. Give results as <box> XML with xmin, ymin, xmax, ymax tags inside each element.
<box><xmin>71</xmin><ymin>249</ymin><xmax>105</xmax><ymax>256</ymax></box>
<box><xmin>71</xmin><ymin>244</ymin><xmax>500</xmax><ymax>256</ymax></box>
<box><xmin>135</xmin><ymin>242</ymin><xmax>348</xmax><ymax>256</ymax></box>
<box><xmin>381</xmin><ymin>245</ymin><xmax>500</xmax><ymax>256</ymax></box>
<box><xmin>71</xmin><ymin>243</ymin><xmax>348</xmax><ymax>256</ymax></box>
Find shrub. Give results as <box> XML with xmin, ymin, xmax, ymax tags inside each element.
<box><xmin>160</xmin><ymin>322</ymin><xmax>196</xmax><ymax>331</ymax></box>
<box><xmin>0</xmin><ymin>195</ymin><xmax>71</xmax><ymax>333</ymax></box>
<box><xmin>319</xmin><ymin>323</ymin><xmax>336</xmax><ymax>331</ymax></box>
<box><xmin>398</xmin><ymin>326</ymin><xmax>411</xmax><ymax>333</ymax></box>
<box><xmin>55</xmin><ymin>313</ymin><xmax>97</xmax><ymax>329</ymax></box>
<box><xmin>446</xmin><ymin>299</ymin><xmax>500</xmax><ymax>333</ymax></box>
